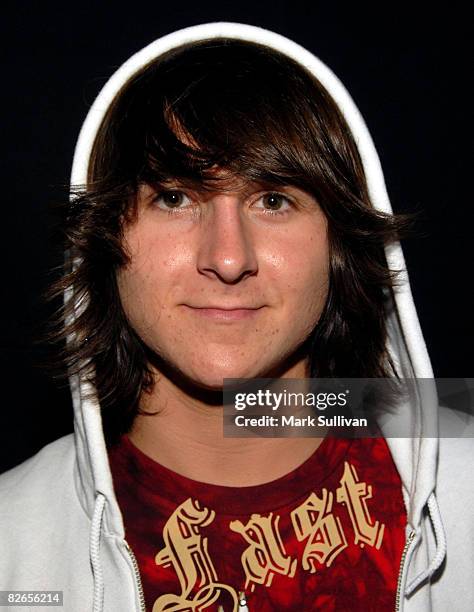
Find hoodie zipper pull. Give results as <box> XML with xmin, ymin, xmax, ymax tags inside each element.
<box><xmin>238</xmin><ymin>591</ymin><xmax>249</xmax><ymax>611</ymax></box>
<box><xmin>218</xmin><ymin>590</ymin><xmax>249</xmax><ymax>612</ymax></box>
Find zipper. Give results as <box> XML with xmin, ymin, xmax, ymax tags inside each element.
<box><xmin>394</xmin><ymin>530</ymin><xmax>416</xmax><ymax>612</ymax></box>
<box><xmin>123</xmin><ymin>534</ymin><xmax>418</xmax><ymax>612</ymax></box>
<box><xmin>124</xmin><ymin>528</ymin><xmax>415</xmax><ymax>612</ymax></box>
<box><xmin>217</xmin><ymin>590</ymin><xmax>248</xmax><ymax>612</ymax></box>
<box><xmin>124</xmin><ymin>540</ymin><xmax>147</xmax><ymax>612</ymax></box>
<box><xmin>238</xmin><ymin>590</ymin><xmax>249</xmax><ymax>612</ymax></box>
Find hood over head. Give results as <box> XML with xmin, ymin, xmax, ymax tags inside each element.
<box><xmin>67</xmin><ymin>22</ymin><xmax>445</xmax><ymax>609</ymax></box>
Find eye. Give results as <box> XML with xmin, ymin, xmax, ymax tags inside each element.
<box><xmin>153</xmin><ymin>190</ymin><xmax>192</xmax><ymax>212</ymax></box>
<box><xmin>253</xmin><ymin>192</ymin><xmax>292</xmax><ymax>215</ymax></box>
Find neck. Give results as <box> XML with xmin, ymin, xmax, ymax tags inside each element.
<box><xmin>128</xmin><ymin>358</ymin><xmax>324</xmax><ymax>487</ymax></box>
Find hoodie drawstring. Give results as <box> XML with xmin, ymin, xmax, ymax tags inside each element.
<box><xmin>88</xmin><ymin>490</ymin><xmax>446</xmax><ymax>608</ymax></box>
<box><xmin>90</xmin><ymin>493</ymin><xmax>107</xmax><ymax>612</ymax></box>
<box><xmin>405</xmin><ymin>492</ymin><xmax>447</xmax><ymax>596</ymax></box>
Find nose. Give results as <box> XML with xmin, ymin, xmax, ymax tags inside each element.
<box><xmin>196</xmin><ymin>194</ymin><xmax>258</xmax><ymax>284</ymax></box>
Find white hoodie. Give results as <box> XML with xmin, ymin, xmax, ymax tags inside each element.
<box><xmin>1</xmin><ymin>22</ymin><xmax>473</xmax><ymax>612</ymax></box>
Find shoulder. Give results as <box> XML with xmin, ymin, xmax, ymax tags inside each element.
<box><xmin>0</xmin><ymin>435</ymin><xmax>96</xmax><ymax>595</ymax></box>
<box><xmin>435</xmin><ymin>406</ymin><xmax>474</xmax><ymax>520</ymax></box>
<box><xmin>428</xmin><ymin>408</ymin><xmax>474</xmax><ymax>608</ymax></box>
<box><xmin>0</xmin><ymin>434</ymin><xmax>81</xmax><ymax>537</ymax></box>
<box><xmin>437</xmin><ymin>405</ymin><xmax>474</xmax><ymax>470</ymax></box>
<box><xmin>0</xmin><ymin>434</ymin><xmax>93</xmax><ymax>582</ymax></box>
<box><xmin>0</xmin><ymin>434</ymin><xmax>76</xmax><ymax>496</ymax></box>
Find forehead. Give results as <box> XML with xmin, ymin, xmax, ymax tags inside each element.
<box><xmin>109</xmin><ymin>46</ymin><xmax>325</xmax><ymax>190</ymax></box>
<box><xmin>158</xmin><ymin>168</ymin><xmax>254</xmax><ymax>192</ymax></box>
<box><xmin>89</xmin><ymin>39</ymin><xmax>364</xmax><ymax>221</ymax></box>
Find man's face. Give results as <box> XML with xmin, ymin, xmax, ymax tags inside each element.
<box><xmin>117</xmin><ymin>173</ymin><xmax>329</xmax><ymax>388</ymax></box>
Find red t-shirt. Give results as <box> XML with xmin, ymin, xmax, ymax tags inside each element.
<box><xmin>108</xmin><ymin>434</ymin><xmax>406</xmax><ymax>611</ymax></box>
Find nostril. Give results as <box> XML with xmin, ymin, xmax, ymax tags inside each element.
<box><xmin>198</xmin><ymin>266</ymin><xmax>258</xmax><ymax>285</ymax></box>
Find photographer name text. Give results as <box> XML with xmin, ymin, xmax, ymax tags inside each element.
<box><xmin>234</xmin><ymin>415</ymin><xmax>367</xmax><ymax>428</ymax></box>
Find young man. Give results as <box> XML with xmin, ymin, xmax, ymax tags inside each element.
<box><xmin>0</xmin><ymin>22</ymin><xmax>473</xmax><ymax>612</ymax></box>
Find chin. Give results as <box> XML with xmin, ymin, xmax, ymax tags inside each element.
<box><xmin>186</xmin><ymin>344</ymin><xmax>309</xmax><ymax>387</ymax></box>
<box><xmin>191</xmin><ymin>367</ymin><xmax>258</xmax><ymax>389</ymax></box>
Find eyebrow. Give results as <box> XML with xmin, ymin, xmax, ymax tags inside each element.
<box><xmin>146</xmin><ymin>177</ymin><xmax>298</xmax><ymax>199</ymax></box>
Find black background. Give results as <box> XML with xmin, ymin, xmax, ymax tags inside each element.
<box><xmin>1</xmin><ymin>2</ymin><xmax>471</xmax><ymax>473</ymax></box>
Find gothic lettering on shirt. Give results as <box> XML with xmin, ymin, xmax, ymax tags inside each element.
<box><xmin>152</xmin><ymin>498</ymin><xmax>238</xmax><ymax>611</ymax></box>
<box><xmin>229</xmin><ymin>512</ymin><xmax>297</xmax><ymax>590</ymax></box>
<box><xmin>152</xmin><ymin>461</ymin><xmax>385</xmax><ymax>612</ymax></box>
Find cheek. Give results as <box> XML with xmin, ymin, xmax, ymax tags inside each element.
<box><xmin>304</xmin><ymin>235</ymin><xmax>330</xmax><ymax>301</ymax></box>
<box><xmin>116</xmin><ymin>265</ymin><xmax>158</xmax><ymax>338</ymax></box>
<box><xmin>116</xmin><ymin>230</ymin><xmax>186</xmax><ymax>335</ymax></box>
<box><xmin>271</xmin><ymin>226</ymin><xmax>329</xmax><ymax>322</ymax></box>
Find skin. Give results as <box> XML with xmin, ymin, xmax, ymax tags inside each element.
<box><xmin>118</xmin><ymin>171</ymin><xmax>330</xmax><ymax>485</ymax></box>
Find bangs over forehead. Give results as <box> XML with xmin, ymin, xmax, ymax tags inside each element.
<box><xmin>90</xmin><ymin>38</ymin><xmax>363</xmax><ymax>203</ymax></box>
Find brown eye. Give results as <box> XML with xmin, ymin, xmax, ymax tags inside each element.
<box><xmin>253</xmin><ymin>192</ymin><xmax>292</xmax><ymax>216</ymax></box>
<box><xmin>154</xmin><ymin>190</ymin><xmax>191</xmax><ymax>210</ymax></box>
<box><xmin>262</xmin><ymin>193</ymin><xmax>286</xmax><ymax>210</ymax></box>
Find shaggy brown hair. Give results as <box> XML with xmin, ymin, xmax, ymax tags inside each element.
<box><xmin>47</xmin><ymin>39</ymin><xmax>409</xmax><ymax>443</ymax></box>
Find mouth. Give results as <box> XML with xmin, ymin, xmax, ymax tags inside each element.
<box><xmin>183</xmin><ymin>305</ymin><xmax>266</xmax><ymax>321</ymax></box>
